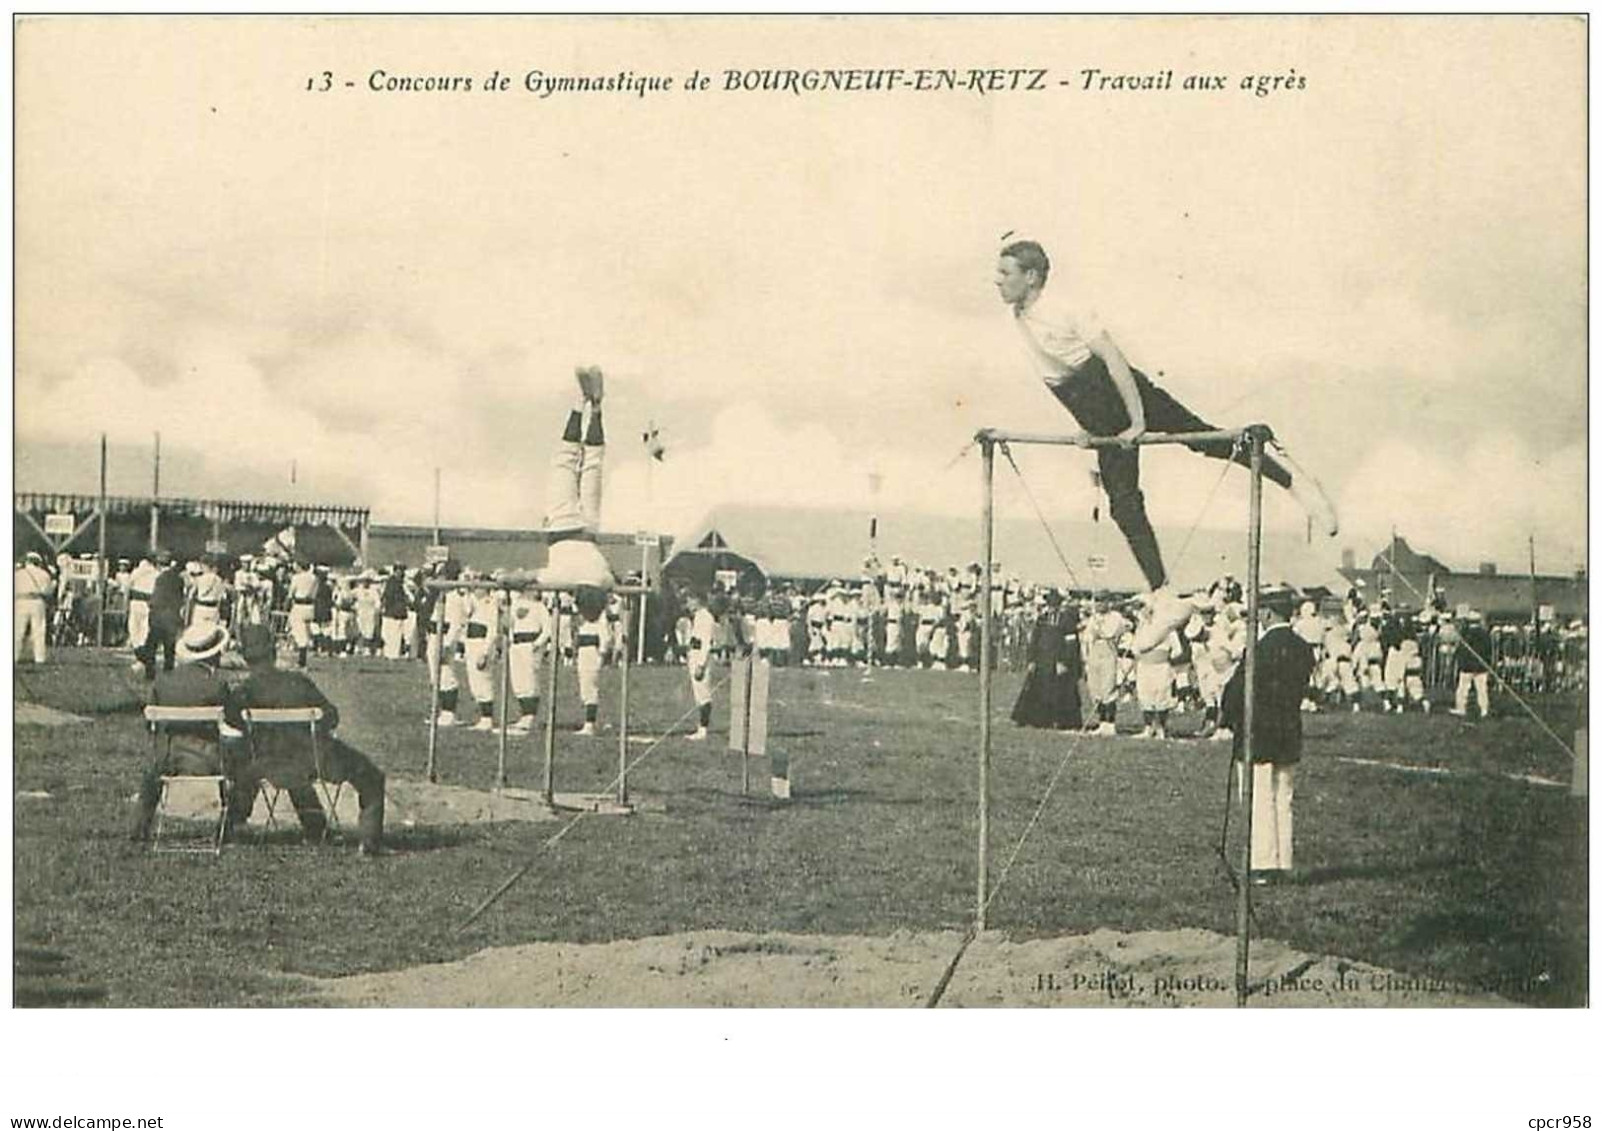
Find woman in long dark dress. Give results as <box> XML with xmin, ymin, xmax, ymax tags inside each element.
<box><xmin>1011</xmin><ymin>596</ymin><xmax>1084</xmax><ymax>730</ymax></box>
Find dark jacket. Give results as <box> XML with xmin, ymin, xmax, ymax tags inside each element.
<box><xmin>381</xmin><ymin>574</ymin><xmax>409</xmax><ymax>619</ymax></box>
<box><xmin>1221</xmin><ymin>623</ymin><xmax>1316</xmax><ymax>765</ymax></box>
<box><xmin>150</xmin><ymin>661</ymin><xmax>231</xmax><ymax>737</ymax></box>
<box><xmin>148</xmin><ymin>566</ymin><xmax>187</xmax><ymax>630</ymax></box>
<box><xmin>226</xmin><ymin>668</ymin><xmax>341</xmax><ymax>735</ymax></box>
<box><xmin>1456</xmin><ymin>624</ymin><xmax>1493</xmax><ymax>674</ymax></box>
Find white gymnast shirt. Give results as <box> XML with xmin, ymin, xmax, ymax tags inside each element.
<box><xmin>1012</xmin><ymin>294</ymin><xmax>1106</xmax><ymax>386</ymax></box>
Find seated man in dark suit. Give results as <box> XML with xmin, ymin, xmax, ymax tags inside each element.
<box><xmin>225</xmin><ymin>625</ymin><xmax>386</xmax><ymax>855</ymax></box>
<box><xmin>130</xmin><ymin>623</ymin><xmax>253</xmax><ymax>842</ymax></box>
<box><xmin>1221</xmin><ymin>588</ymin><xmax>1317</xmax><ymax>884</ymax></box>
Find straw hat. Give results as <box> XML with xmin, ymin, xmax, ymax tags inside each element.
<box><xmin>175</xmin><ymin>623</ymin><xmax>230</xmax><ymax>663</ymax></box>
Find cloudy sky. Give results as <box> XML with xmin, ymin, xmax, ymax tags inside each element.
<box><xmin>13</xmin><ymin>16</ymin><xmax>1587</xmax><ymax>574</ymax></box>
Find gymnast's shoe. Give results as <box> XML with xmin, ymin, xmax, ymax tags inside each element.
<box><xmin>472</xmin><ymin>716</ymin><xmax>495</xmax><ymax>732</ymax></box>
<box><xmin>576</xmin><ymin>365</ymin><xmax>604</xmax><ymax>404</ymax></box>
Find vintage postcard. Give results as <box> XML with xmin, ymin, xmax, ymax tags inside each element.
<box><xmin>8</xmin><ymin>8</ymin><xmax>1591</xmax><ymax>1122</ymax></box>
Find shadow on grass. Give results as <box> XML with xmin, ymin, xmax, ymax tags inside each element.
<box><xmin>1293</xmin><ymin>856</ymin><xmax>1463</xmax><ymax>885</ymax></box>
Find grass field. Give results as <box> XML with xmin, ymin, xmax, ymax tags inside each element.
<box><xmin>11</xmin><ymin>648</ymin><xmax>1589</xmax><ymax>1007</ymax></box>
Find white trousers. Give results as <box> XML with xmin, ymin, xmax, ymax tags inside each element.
<box><xmin>545</xmin><ymin>438</ymin><xmax>603</xmax><ymax>534</ymax></box>
<box><xmin>381</xmin><ymin>616</ymin><xmax>406</xmax><ymax>659</ymax></box>
<box><xmin>576</xmin><ymin>643</ymin><xmax>601</xmax><ymax>706</ymax></box>
<box><xmin>14</xmin><ymin>598</ymin><xmax>47</xmax><ymax>663</ymax></box>
<box><xmin>427</xmin><ymin>632</ymin><xmax>460</xmax><ymax>693</ymax></box>
<box><xmin>464</xmin><ymin>637</ymin><xmax>497</xmax><ymax>702</ymax></box>
<box><xmin>288</xmin><ymin>606</ymin><xmax>314</xmax><ymax>648</ymax></box>
<box><xmin>127</xmin><ymin>600</ymin><xmax>150</xmax><ymax>649</ymax></box>
<box><xmin>1455</xmin><ymin>672</ymin><xmax>1491</xmax><ymax>717</ymax></box>
<box><xmin>510</xmin><ymin>641</ymin><xmax>545</xmax><ymax>699</ymax></box>
<box><xmin>689</xmin><ymin>655</ymin><xmax>714</xmax><ymax>706</ymax></box>
<box><xmin>1238</xmin><ymin>761</ymin><xmax>1295</xmax><ymax>872</ymax></box>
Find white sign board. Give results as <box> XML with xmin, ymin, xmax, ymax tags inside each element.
<box><xmin>1539</xmin><ymin>604</ymin><xmax>1556</xmax><ymax>622</ymax></box>
<box><xmin>43</xmin><ymin>513</ymin><xmax>74</xmax><ymax>536</ymax></box>
<box><xmin>424</xmin><ymin>544</ymin><xmax>451</xmax><ymax>565</ymax></box>
<box><xmin>715</xmin><ymin>569</ymin><xmax>740</xmax><ymax>593</ymax></box>
<box><xmin>635</xmin><ymin>530</ymin><xmax>661</xmax><ymax>547</ymax></box>
<box><xmin>205</xmin><ymin>539</ymin><xmax>228</xmax><ymax>554</ymax></box>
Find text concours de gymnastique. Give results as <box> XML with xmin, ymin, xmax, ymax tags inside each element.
<box><xmin>337</xmin><ymin>66</ymin><xmax>1308</xmax><ymax>100</ymax></box>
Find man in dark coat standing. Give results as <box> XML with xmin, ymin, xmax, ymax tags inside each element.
<box><xmin>135</xmin><ymin>552</ymin><xmax>187</xmax><ymax>680</ymax></box>
<box><xmin>1221</xmin><ymin>588</ymin><xmax>1316</xmax><ymax>883</ymax></box>
<box><xmin>1011</xmin><ymin>595</ymin><xmax>1083</xmax><ymax>730</ymax></box>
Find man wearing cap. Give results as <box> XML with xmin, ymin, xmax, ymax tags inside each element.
<box><xmin>506</xmin><ymin>588</ymin><xmax>552</xmax><ymax>735</ymax></box>
<box><xmin>572</xmin><ymin>585</ymin><xmax>611</xmax><ymax>736</ymax></box>
<box><xmin>1220</xmin><ymin>589</ymin><xmax>1317</xmax><ymax>884</ymax></box>
<box><xmin>130</xmin><ymin>623</ymin><xmax>252</xmax><ymax>843</ymax></box>
<box><xmin>353</xmin><ymin>571</ymin><xmax>381</xmax><ymax>656</ymax></box>
<box><xmin>462</xmin><ymin>573</ymin><xmax>503</xmax><ymax>731</ymax></box>
<box><xmin>379</xmin><ymin>565</ymin><xmax>409</xmax><ymax>660</ymax></box>
<box><xmin>284</xmin><ymin>560</ymin><xmax>319</xmax><ymax>668</ymax></box>
<box><xmin>188</xmin><ymin>556</ymin><xmax>228</xmax><ymax>629</ymax></box>
<box><xmin>126</xmin><ymin>554</ymin><xmax>158</xmax><ymax>652</ymax></box>
<box><xmin>423</xmin><ymin>560</ymin><xmax>467</xmax><ymax>727</ymax></box>
<box><xmin>135</xmin><ymin>553</ymin><xmax>187</xmax><ymax>680</ymax></box>
<box><xmin>685</xmin><ymin>589</ymin><xmax>718</xmax><ymax>741</ymax></box>
<box><xmin>1451</xmin><ymin>611</ymin><xmax>1495</xmax><ymax>720</ymax></box>
<box><xmin>14</xmin><ymin>551</ymin><xmax>54</xmax><ymax>664</ymax></box>
<box><xmin>226</xmin><ymin>625</ymin><xmax>386</xmax><ymax>854</ymax></box>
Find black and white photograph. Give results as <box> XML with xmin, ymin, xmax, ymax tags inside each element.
<box><xmin>6</xmin><ymin>10</ymin><xmax>1594</xmax><ymax>1124</ymax></box>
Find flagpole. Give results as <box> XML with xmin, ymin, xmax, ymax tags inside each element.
<box><xmin>639</xmin><ymin>444</ymin><xmax>653</xmax><ymax>665</ymax></box>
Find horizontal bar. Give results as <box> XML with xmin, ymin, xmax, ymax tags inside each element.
<box><xmin>425</xmin><ymin>578</ymin><xmax>652</xmax><ymax>594</ymax></box>
<box><xmin>976</xmin><ymin>427</ymin><xmax>1261</xmax><ymax>449</ymax></box>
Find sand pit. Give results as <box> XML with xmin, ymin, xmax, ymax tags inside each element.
<box><xmin>312</xmin><ymin>927</ymin><xmax>1511</xmax><ymax>1008</ymax></box>
<box><xmin>13</xmin><ymin>702</ymin><xmax>90</xmax><ymax>727</ymax></box>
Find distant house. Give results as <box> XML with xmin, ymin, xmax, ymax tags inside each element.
<box><xmin>1338</xmin><ymin>535</ymin><xmax>1588</xmax><ymax>624</ymax></box>
<box><xmin>664</xmin><ymin>503</ymin><xmax>1345</xmax><ymax>595</ymax></box>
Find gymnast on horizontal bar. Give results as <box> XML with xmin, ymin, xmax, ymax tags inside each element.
<box><xmin>994</xmin><ymin>235</ymin><xmax>1337</xmax><ymax>635</ymax></box>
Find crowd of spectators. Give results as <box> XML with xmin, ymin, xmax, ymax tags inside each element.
<box><xmin>19</xmin><ymin>548</ymin><xmax>1589</xmax><ymax>719</ymax></box>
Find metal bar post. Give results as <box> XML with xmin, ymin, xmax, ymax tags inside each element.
<box><xmin>496</xmin><ymin>599</ymin><xmax>510</xmax><ymax>790</ymax></box>
<box><xmin>618</xmin><ymin>601</ymin><xmax>631</xmax><ymax>806</ymax></box>
<box><xmin>977</xmin><ymin>436</ymin><xmax>995</xmax><ymax>930</ymax></box>
<box><xmin>1235</xmin><ymin>427</ymin><xmax>1265</xmax><ymax>1007</ymax></box>
<box><xmin>741</xmin><ymin>652</ymin><xmax>752</xmax><ymax>797</ymax></box>
<box><xmin>425</xmin><ymin>595</ymin><xmax>443</xmax><ymax>783</ymax></box>
<box><xmin>637</xmin><ymin>544</ymin><xmax>649</xmax><ymax>665</ymax></box>
<box><xmin>149</xmin><ymin>431</ymin><xmax>160</xmax><ymax>554</ymax></box>
<box><xmin>543</xmin><ymin>603</ymin><xmax>561</xmax><ymax>804</ymax></box>
<box><xmin>96</xmin><ymin>434</ymin><xmax>107</xmax><ymax>647</ymax></box>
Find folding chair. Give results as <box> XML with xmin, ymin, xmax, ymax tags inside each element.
<box><xmin>240</xmin><ymin>707</ymin><xmax>336</xmax><ymax>842</ymax></box>
<box><xmin>143</xmin><ymin>705</ymin><xmax>231</xmax><ymax>855</ymax></box>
